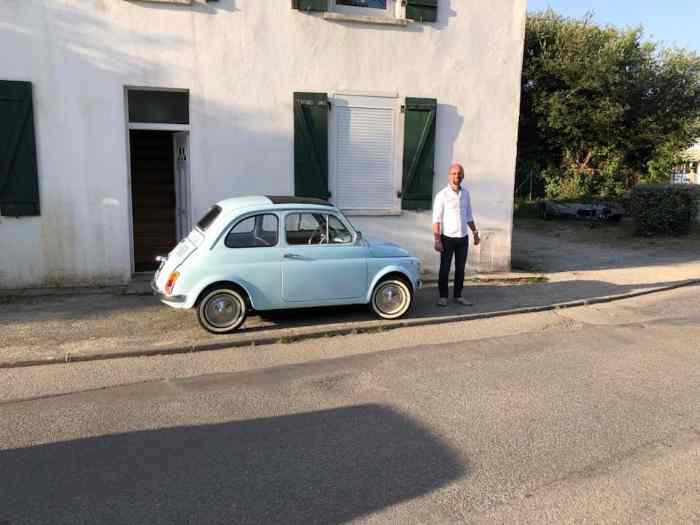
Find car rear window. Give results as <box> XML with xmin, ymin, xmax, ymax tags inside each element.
<box><xmin>196</xmin><ymin>205</ymin><xmax>222</xmax><ymax>231</ymax></box>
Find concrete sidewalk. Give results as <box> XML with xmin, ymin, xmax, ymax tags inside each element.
<box><xmin>2</xmin><ymin>263</ymin><xmax>699</xmax><ymax>368</ymax></box>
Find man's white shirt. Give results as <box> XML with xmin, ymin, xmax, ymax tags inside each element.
<box><xmin>432</xmin><ymin>185</ymin><xmax>473</xmax><ymax>238</ymax></box>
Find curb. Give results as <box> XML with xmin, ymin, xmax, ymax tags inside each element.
<box><xmin>2</xmin><ymin>279</ymin><xmax>699</xmax><ymax>370</ymax></box>
<box><xmin>0</xmin><ymin>274</ymin><xmax>543</xmax><ymax>300</ymax></box>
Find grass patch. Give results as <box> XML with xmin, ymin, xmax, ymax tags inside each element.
<box><xmin>510</xmin><ymin>259</ymin><xmax>547</xmax><ymax>273</ymax></box>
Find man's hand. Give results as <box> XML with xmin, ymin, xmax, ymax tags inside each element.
<box><xmin>434</xmin><ymin>238</ymin><xmax>444</xmax><ymax>252</ymax></box>
<box><xmin>473</xmin><ymin>231</ymin><xmax>480</xmax><ymax>246</ymax></box>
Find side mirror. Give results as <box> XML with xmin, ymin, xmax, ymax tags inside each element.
<box><xmin>355</xmin><ymin>231</ymin><xmax>363</xmax><ymax>241</ymax></box>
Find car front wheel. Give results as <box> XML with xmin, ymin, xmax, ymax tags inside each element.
<box><xmin>197</xmin><ymin>288</ymin><xmax>247</xmax><ymax>334</ymax></box>
<box><xmin>370</xmin><ymin>278</ymin><xmax>413</xmax><ymax>320</ymax></box>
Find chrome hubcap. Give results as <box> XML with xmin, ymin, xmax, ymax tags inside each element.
<box><xmin>205</xmin><ymin>294</ymin><xmax>241</xmax><ymax>328</ymax></box>
<box><xmin>375</xmin><ymin>283</ymin><xmax>406</xmax><ymax>315</ymax></box>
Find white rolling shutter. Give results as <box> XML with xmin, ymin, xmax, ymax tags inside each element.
<box><xmin>332</xmin><ymin>95</ymin><xmax>397</xmax><ymax>211</ymax></box>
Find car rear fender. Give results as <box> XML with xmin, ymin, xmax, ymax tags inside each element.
<box><xmin>365</xmin><ymin>266</ymin><xmax>414</xmax><ymax>303</ymax></box>
<box><xmin>185</xmin><ymin>275</ymin><xmax>256</xmax><ymax>310</ymax></box>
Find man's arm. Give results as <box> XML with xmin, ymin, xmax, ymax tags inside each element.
<box><xmin>432</xmin><ymin>192</ymin><xmax>444</xmax><ymax>253</ymax></box>
<box><xmin>433</xmin><ymin>222</ymin><xmax>444</xmax><ymax>252</ymax></box>
<box><xmin>465</xmin><ymin>191</ymin><xmax>480</xmax><ymax>245</ymax></box>
<box><xmin>468</xmin><ymin>221</ymin><xmax>480</xmax><ymax>245</ymax></box>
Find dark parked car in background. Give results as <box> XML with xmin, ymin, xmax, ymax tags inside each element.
<box><xmin>539</xmin><ymin>200</ymin><xmax>625</xmax><ymax>222</ymax></box>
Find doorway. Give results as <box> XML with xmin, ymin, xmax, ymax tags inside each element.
<box><xmin>129</xmin><ymin>130</ymin><xmax>189</xmax><ymax>272</ymax></box>
<box><xmin>126</xmin><ymin>88</ymin><xmax>190</xmax><ymax>273</ymax></box>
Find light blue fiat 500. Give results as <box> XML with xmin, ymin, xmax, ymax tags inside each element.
<box><xmin>152</xmin><ymin>196</ymin><xmax>422</xmax><ymax>334</ymax></box>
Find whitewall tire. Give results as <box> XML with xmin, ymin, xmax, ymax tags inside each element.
<box><xmin>370</xmin><ymin>278</ymin><xmax>413</xmax><ymax>320</ymax></box>
<box><xmin>197</xmin><ymin>288</ymin><xmax>247</xmax><ymax>334</ymax></box>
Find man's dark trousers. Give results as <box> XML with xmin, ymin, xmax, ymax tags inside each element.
<box><xmin>438</xmin><ymin>234</ymin><xmax>469</xmax><ymax>298</ymax></box>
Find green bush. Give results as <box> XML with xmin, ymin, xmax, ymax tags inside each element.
<box><xmin>617</xmin><ymin>191</ymin><xmax>633</xmax><ymax>216</ymax></box>
<box><xmin>631</xmin><ymin>184</ymin><xmax>700</xmax><ymax>236</ymax></box>
<box><xmin>513</xmin><ymin>199</ymin><xmax>543</xmax><ymax>219</ymax></box>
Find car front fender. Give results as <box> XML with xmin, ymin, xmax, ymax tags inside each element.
<box><xmin>365</xmin><ymin>264</ymin><xmax>418</xmax><ymax>304</ymax></box>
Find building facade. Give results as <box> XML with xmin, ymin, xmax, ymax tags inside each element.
<box><xmin>0</xmin><ymin>0</ymin><xmax>526</xmax><ymax>288</ymax></box>
<box><xmin>671</xmin><ymin>143</ymin><xmax>700</xmax><ymax>185</ymax></box>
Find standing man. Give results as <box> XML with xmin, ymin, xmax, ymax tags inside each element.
<box><xmin>432</xmin><ymin>163</ymin><xmax>480</xmax><ymax>307</ymax></box>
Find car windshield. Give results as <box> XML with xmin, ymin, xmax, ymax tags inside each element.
<box><xmin>196</xmin><ymin>205</ymin><xmax>222</xmax><ymax>231</ymax></box>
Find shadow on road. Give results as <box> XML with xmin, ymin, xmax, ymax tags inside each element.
<box><xmin>1</xmin><ymin>404</ymin><xmax>466</xmax><ymax>524</ymax></box>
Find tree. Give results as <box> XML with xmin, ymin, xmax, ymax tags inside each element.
<box><xmin>517</xmin><ymin>10</ymin><xmax>700</xmax><ymax>199</ymax></box>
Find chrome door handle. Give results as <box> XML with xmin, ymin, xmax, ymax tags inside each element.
<box><xmin>284</xmin><ymin>253</ymin><xmax>303</xmax><ymax>259</ymax></box>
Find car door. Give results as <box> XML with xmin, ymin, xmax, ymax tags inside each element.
<box><xmin>281</xmin><ymin>211</ymin><xmax>369</xmax><ymax>303</ymax></box>
<box><xmin>211</xmin><ymin>212</ymin><xmax>284</xmax><ymax>309</ymax></box>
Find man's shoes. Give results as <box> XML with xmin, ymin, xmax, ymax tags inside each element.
<box><xmin>437</xmin><ymin>298</ymin><xmax>448</xmax><ymax>307</ymax></box>
<box><xmin>454</xmin><ymin>297</ymin><xmax>473</xmax><ymax>306</ymax></box>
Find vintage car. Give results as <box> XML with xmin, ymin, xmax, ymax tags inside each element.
<box><xmin>152</xmin><ymin>196</ymin><xmax>422</xmax><ymax>334</ymax></box>
<box><xmin>539</xmin><ymin>200</ymin><xmax>625</xmax><ymax>222</ymax></box>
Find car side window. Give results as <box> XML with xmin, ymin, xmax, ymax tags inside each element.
<box><xmin>225</xmin><ymin>214</ymin><xmax>278</xmax><ymax>248</ymax></box>
<box><xmin>285</xmin><ymin>213</ymin><xmax>328</xmax><ymax>245</ymax></box>
<box><xmin>328</xmin><ymin>215</ymin><xmax>353</xmax><ymax>244</ymax></box>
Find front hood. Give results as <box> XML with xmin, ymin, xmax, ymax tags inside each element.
<box><xmin>366</xmin><ymin>239</ymin><xmax>410</xmax><ymax>258</ymax></box>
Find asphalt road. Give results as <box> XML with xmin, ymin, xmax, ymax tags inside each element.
<box><xmin>1</xmin><ymin>286</ymin><xmax>700</xmax><ymax>524</ymax></box>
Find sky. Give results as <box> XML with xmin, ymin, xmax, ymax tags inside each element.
<box><xmin>527</xmin><ymin>1</ymin><xmax>700</xmax><ymax>53</ymax></box>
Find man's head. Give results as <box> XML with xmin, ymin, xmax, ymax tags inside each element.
<box><xmin>448</xmin><ymin>163</ymin><xmax>464</xmax><ymax>191</ymax></box>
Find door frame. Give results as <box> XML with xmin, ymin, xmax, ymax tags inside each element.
<box><xmin>173</xmin><ymin>131</ymin><xmax>191</xmax><ymax>240</ymax></box>
<box><xmin>124</xmin><ymin>87</ymin><xmax>191</xmax><ymax>274</ymax></box>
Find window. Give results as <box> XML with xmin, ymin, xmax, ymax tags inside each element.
<box><xmin>127</xmin><ymin>0</ymin><xmax>193</xmax><ymax>5</ymax></box>
<box><xmin>332</xmin><ymin>0</ymin><xmax>394</xmax><ymax>18</ymax></box>
<box><xmin>328</xmin><ymin>215</ymin><xmax>353</xmax><ymax>243</ymax></box>
<box><xmin>330</xmin><ymin>94</ymin><xmax>401</xmax><ymax>213</ymax></box>
<box><xmin>293</xmin><ymin>92</ymin><xmax>437</xmax><ymax>213</ymax></box>
<box><xmin>337</xmin><ymin>0</ymin><xmax>386</xmax><ymax>7</ymax></box>
<box><xmin>286</xmin><ymin>213</ymin><xmax>326</xmax><ymax>245</ymax></box>
<box><xmin>128</xmin><ymin>89</ymin><xmax>189</xmax><ymax>125</ymax></box>
<box><xmin>196</xmin><ymin>205</ymin><xmax>222</xmax><ymax>231</ymax></box>
<box><xmin>225</xmin><ymin>214</ymin><xmax>278</xmax><ymax>248</ymax></box>
<box><xmin>292</xmin><ymin>0</ymin><xmax>437</xmax><ymax>23</ymax></box>
<box><xmin>285</xmin><ymin>213</ymin><xmax>354</xmax><ymax>245</ymax></box>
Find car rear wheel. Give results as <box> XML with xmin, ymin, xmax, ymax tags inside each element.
<box><xmin>370</xmin><ymin>278</ymin><xmax>413</xmax><ymax>320</ymax></box>
<box><xmin>197</xmin><ymin>288</ymin><xmax>247</xmax><ymax>334</ymax></box>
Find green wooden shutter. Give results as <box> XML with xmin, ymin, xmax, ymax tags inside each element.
<box><xmin>291</xmin><ymin>0</ymin><xmax>328</xmax><ymax>11</ymax></box>
<box><xmin>406</xmin><ymin>0</ymin><xmax>438</xmax><ymax>23</ymax></box>
<box><xmin>294</xmin><ymin>92</ymin><xmax>330</xmax><ymax>199</ymax></box>
<box><xmin>0</xmin><ymin>80</ymin><xmax>40</xmax><ymax>217</ymax></box>
<box><xmin>401</xmin><ymin>97</ymin><xmax>437</xmax><ymax>210</ymax></box>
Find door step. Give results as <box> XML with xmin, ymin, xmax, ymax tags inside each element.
<box><xmin>125</xmin><ymin>272</ymin><xmax>155</xmax><ymax>295</ymax></box>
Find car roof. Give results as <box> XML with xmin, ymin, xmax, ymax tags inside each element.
<box><xmin>215</xmin><ymin>196</ymin><xmax>273</xmax><ymax>211</ymax></box>
<box><xmin>267</xmin><ymin>196</ymin><xmax>333</xmax><ymax>207</ymax></box>
<box><xmin>215</xmin><ymin>195</ymin><xmax>335</xmax><ymax>213</ymax></box>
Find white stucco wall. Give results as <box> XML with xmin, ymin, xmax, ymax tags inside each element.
<box><xmin>0</xmin><ymin>0</ymin><xmax>526</xmax><ymax>288</ymax></box>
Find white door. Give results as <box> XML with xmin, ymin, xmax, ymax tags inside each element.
<box><xmin>173</xmin><ymin>132</ymin><xmax>190</xmax><ymax>240</ymax></box>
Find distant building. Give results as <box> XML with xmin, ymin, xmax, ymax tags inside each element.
<box><xmin>0</xmin><ymin>0</ymin><xmax>527</xmax><ymax>289</ymax></box>
<box><xmin>671</xmin><ymin>143</ymin><xmax>700</xmax><ymax>185</ymax></box>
